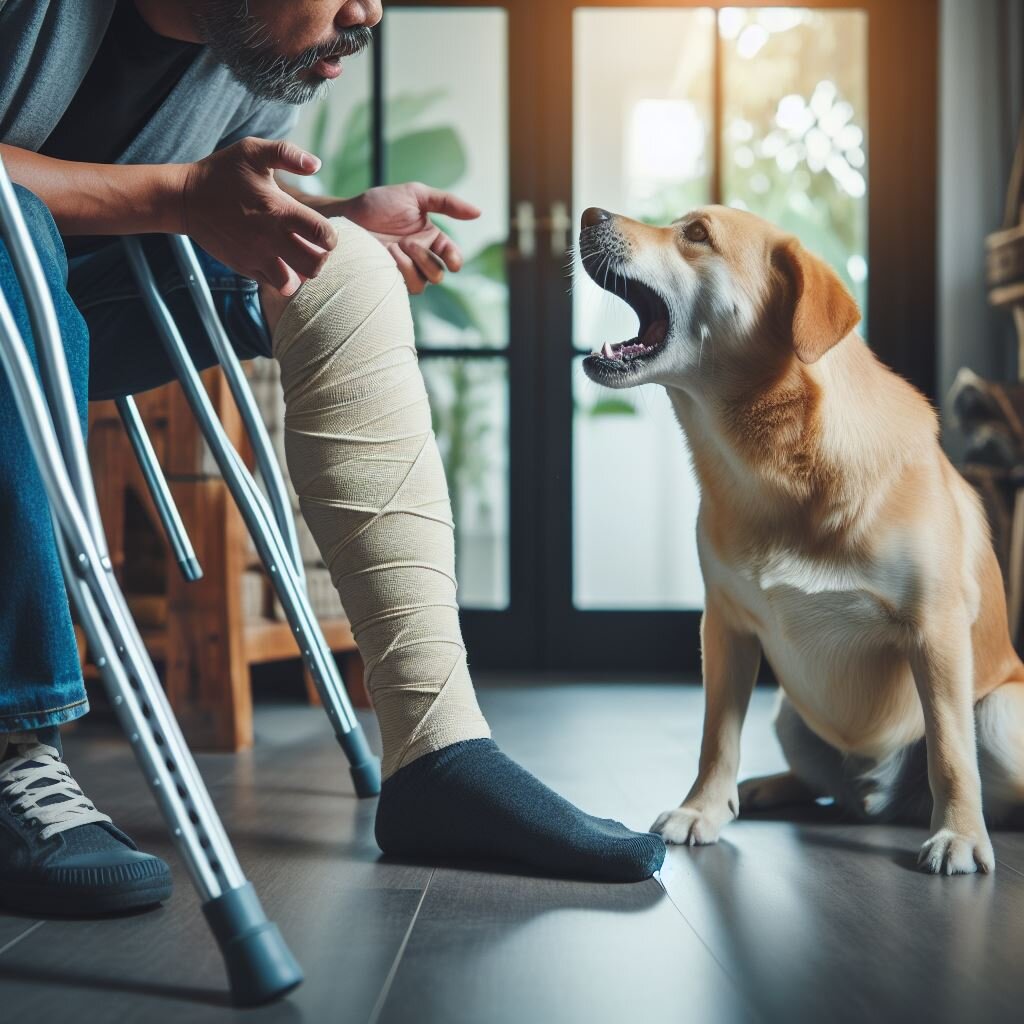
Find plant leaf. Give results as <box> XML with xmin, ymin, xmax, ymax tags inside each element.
<box><xmin>384</xmin><ymin>90</ymin><xmax>448</xmax><ymax>137</ymax></box>
<box><xmin>463</xmin><ymin>241</ymin><xmax>506</xmax><ymax>282</ymax></box>
<box><xmin>414</xmin><ymin>284</ymin><xmax>480</xmax><ymax>333</ymax></box>
<box><xmin>387</xmin><ymin>127</ymin><xmax>467</xmax><ymax>191</ymax></box>
<box><xmin>589</xmin><ymin>397</ymin><xmax>638</xmax><ymax>417</ymax></box>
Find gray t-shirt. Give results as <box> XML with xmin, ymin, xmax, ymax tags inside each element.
<box><xmin>0</xmin><ymin>0</ymin><xmax>298</xmax><ymax>162</ymax></box>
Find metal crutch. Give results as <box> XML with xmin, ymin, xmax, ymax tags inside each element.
<box><xmin>168</xmin><ymin>235</ymin><xmax>303</xmax><ymax>578</ymax></box>
<box><xmin>122</xmin><ymin>237</ymin><xmax>382</xmax><ymax>799</ymax></box>
<box><xmin>0</xmin><ymin>160</ymin><xmax>303</xmax><ymax>1008</ymax></box>
<box><xmin>115</xmin><ymin>394</ymin><xmax>203</xmax><ymax>582</ymax></box>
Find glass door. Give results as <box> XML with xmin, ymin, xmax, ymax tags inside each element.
<box><xmin>538</xmin><ymin>1</ymin><xmax>931</xmax><ymax>670</ymax></box>
<box><xmin>296</xmin><ymin>0</ymin><xmax>936</xmax><ymax>673</ymax></box>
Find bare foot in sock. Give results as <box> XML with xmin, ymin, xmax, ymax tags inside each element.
<box><xmin>375</xmin><ymin>739</ymin><xmax>666</xmax><ymax>882</ymax></box>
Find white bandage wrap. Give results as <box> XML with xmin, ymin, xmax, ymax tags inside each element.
<box><xmin>273</xmin><ymin>218</ymin><xmax>490</xmax><ymax>779</ymax></box>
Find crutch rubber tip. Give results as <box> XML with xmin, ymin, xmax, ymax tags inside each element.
<box><xmin>349</xmin><ymin>755</ymin><xmax>382</xmax><ymax>798</ymax></box>
<box><xmin>182</xmin><ymin>556</ymin><xmax>203</xmax><ymax>582</ymax></box>
<box><xmin>203</xmin><ymin>883</ymin><xmax>303</xmax><ymax>1007</ymax></box>
<box><xmin>338</xmin><ymin>727</ymin><xmax>382</xmax><ymax>797</ymax></box>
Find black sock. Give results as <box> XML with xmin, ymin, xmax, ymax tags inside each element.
<box><xmin>375</xmin><ymin>739</ymin><xmax>665</xmax><ymax>882</ymax></box>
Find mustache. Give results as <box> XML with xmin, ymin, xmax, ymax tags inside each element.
<box><xmin>296</xmin><ymin>26</ymin><xmax>374</xmax><ymax>68</ymax></box>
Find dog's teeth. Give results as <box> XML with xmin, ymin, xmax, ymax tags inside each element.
<box><xmin>602</xmin><ymin>342</ymin><xmax>616</xmax><ymax>359</ymax></box>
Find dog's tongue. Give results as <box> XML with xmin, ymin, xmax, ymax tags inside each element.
<box><xmin>643</xmin><ymin>320</ymin><xmax>669</xmax><ymax>347</ymax></box>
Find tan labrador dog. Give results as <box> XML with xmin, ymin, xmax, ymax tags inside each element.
<box><xmin>578</xmin><ymin>204</ymin><xmax>1024</xmax><ymax>875</ymax></box>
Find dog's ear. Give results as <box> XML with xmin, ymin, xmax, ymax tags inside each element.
<box><xmin>773</xmin><ymin>238</ymin><xmax>860</xmax><ymax>364</ymax></box>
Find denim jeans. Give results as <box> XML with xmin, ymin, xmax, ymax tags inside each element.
<box><xmin>0</xmin><ymin>185</ymin><xmax>272</xmax><ymax>733</ymax></box>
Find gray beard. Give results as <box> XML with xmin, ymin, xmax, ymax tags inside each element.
<box><xmin>195</xmin><ymin>2</ymin><xmax>373</xmax><ymax>105</ymax></box>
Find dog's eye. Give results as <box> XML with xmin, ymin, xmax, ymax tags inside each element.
<box><xmin>684</xmin><ymin>222</ymin><xmax>709</xmax><ymax>243</ymax></box>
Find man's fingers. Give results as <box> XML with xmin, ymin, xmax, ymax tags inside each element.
<box><xmin>255</xmin><ymin>255</ymin><xmax>294</xmax><ymax>294</ymax></box>
<box><xmin>420</xmin><ymin>187</ymin><xmax>481</xmax><ymax>221</ymax></box>
<box><xmin>285</xmin><ymin>203</ymin><xmax>338</xmax><ymax>251</ymax></box>
<box><xmin>388</xmin><ymin>243</ymin><xmax>429</xmax><ymax>295</ymax></box>
<box><xmin>247</xmin><ymin>137</ymin><xmax>322</xmax><ymax>176</ymax></box>
<box><xmin>280</xmin><ymin>232</ymin><xmax>330</xmax><ymax>280</ymax></box>
<box><xmin>274</xmin><ymin>258</ymin><xmax>304</xmax><ymax>298</ymax></box>
<box><xmin>430</xmin><ymin>232</ymin><xmax>463</xmax><ymax>273</ymax></box>
<box><xmin>404</xmin><ymin>240</ymin><xmax>446</xmax><ymax>285</ymax></box>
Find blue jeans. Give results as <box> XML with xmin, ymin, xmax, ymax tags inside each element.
<box><xmin>0</xmin><ymin>185</ymin><xmax>272</xmax><ymax>733</ymax></box>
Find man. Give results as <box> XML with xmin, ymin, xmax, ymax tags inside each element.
<box><xmin>0</xmin><ymin>0</ymin><xmax>664</xmax><ymax>917</ymax></box>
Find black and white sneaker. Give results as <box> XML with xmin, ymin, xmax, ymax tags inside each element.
<box><xmin>0</xmin><ymin>731</ymin><xmax>172</xmax><ymax>916</ymax></box>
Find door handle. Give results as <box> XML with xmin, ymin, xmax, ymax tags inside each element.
<box><xmin>510</xmin><ymin>200</ymin><xmax>573</xmax><ymax>261</ymax></box>
<box><xmin>511</xmin><ymin>200</ymin><xmax>536</xmax><ymax>260</ymax></box>
<box><xmin>548</xmin><ymin>200</ymin><xmax>571</xmax><ymax>258</ymax></box>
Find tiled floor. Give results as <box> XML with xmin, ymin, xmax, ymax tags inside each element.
<box><xmin>2</xmin><ymin>681</ymin><xmax>1022</xmax><ymax>1023</ymax></box>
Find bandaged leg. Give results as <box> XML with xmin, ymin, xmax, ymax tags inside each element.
<box><xmin>273</xmin><ymin>219</ymin><xmax>664</xmax><ymax>881</ymax></box>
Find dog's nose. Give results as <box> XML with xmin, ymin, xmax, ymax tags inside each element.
<box><xmin>581</xmin><ymin>207</ymin><xmax>612</xmax><ymax>229</ymax></box>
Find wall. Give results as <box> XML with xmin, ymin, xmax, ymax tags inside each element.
<box><xmin>938</xmin><ymin>0</ymin><xmax>1024</xmax><ymax>459</ymax></box>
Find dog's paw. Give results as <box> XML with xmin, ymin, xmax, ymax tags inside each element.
<box><xmin>917</xmin><ymin>828</ymin><xmax>995</xmax><ymax>876</ymax></box>
<box><xmin>738</xmin><ymin>772</ymin><xmax>814</xmax><ymax>811</ymax></box>
<box><xmin>650</xmin><ymin>805</ymin><xmax>731</xmax><ymax>846</ymax></box>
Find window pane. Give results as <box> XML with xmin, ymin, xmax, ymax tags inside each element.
<box><xmin>572</xmin><ymin>8</ymin><xmax>712</xmax><ymax>609</ymax></box>
<box><xmin>573</xmin><ymin>7</ymin><xmax>715</xmax><ymax>351</ymax></box>
<box><xmin>421</xmin><ymin>357</ymin><xmax>509</xmax><ymax>610</ymax></box>
<box><xmin>291</xmin><ymin>44</ymin><xmax>373</xmax><ymax>199</ymax></box>
<box><xmin>572</xmin><ymin>358</ymin><xmax>704</xmax><ymax>610</ymax></box>
<box><xmin>721</xmin><ymin>7</ymin><xmax>869</xmax><ymax>321</ymax></box>
<box><xmin>385</xmin><ymin>10</ymin><xmax>509</xmax><ymax>350</ymax></box>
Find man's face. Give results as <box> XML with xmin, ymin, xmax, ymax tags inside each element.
<box><xmin>196</xmin><ymin>1</ymin><xmax>383</xmax><ymax>104</ymax></box>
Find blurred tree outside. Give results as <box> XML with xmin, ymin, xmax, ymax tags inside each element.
<box><xmin>587</xmin><ymin>7</ymin><xmax>868</xmax><ymax>427</ymax></box>
<box><xmin>637</xmin><ymin>9</ymin><xmax>868</xmax><ymax>319</ymax></box>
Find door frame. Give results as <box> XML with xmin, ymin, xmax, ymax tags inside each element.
<box><xmin>372</xmin><ymin>2</ymin><xmax>545</xmax><ymax>669</ymax></box>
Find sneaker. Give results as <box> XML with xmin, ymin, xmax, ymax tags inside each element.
<box><xmin>0</xmin><ymin>730</ymin><xmax>172</xmax><ymax>916</ymax></box>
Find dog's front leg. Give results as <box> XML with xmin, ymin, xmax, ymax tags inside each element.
<box><xmin>651</xmin><ymin>600</ymin><xmax>761</xmax><ymax>845</ymax></box>
<box><xmin>911</xmin><ymin>612</ymin><xmax>994</xmax><ymax>875</ymax></box>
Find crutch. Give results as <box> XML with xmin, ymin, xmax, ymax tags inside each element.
<box><xmin>122</xmin><ymin>236</ymin><xmax>382</xmax><ymax>799</ymax></box>
<box><xmin>168</xmin><ymin>235</ymin><xmax>303</xmax><ymax>578</ymax></box>
<box><xmin>0</xmin><ymin>158</ymin><xmax>303</xmax><ymax>1008</ymax></box>
<box><xmin>115</xmin><ymin>394</ymin><xmax>203</xmax><ymax>582</ymax></box>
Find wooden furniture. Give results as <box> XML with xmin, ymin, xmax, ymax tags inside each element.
<box><xmin>86</xmin><ymin>369</ymin><xmax>369</xmax><ymax>752</ymax></box>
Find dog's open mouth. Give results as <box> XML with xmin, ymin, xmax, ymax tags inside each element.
<box><xmin>584</xmin><ymin>275</ymin><xmax>671</xmax><ymax>375</ymax></box>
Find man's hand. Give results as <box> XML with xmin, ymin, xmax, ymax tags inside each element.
<box><xmin>324</xmin><ymin>183</ymin><xmax>481</xmax><ymax>294</ymax></box>
<box><xmin>182</xmin><ymin>137</ymin><xmax>338</xmax><ymax>296</ymax></box>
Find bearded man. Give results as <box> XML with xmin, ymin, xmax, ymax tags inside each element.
<box><xmin>0</xmin><ymin>0</ymin><xmax>664</xmax><ymax>917</ymax></box>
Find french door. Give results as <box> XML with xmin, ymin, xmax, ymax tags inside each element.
<box><xmin>296</xmin><ymin>0</ymin><xmax>937</xmax><ymax>672</ymax></box>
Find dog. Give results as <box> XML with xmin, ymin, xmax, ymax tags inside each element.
<box><xmin>578</xmin><ymin>204</ymin><xmax>1024</xmax><ymax>875</ymax></box>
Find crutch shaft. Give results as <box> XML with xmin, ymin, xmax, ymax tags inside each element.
<box><xmin>168</xmin><ymin>235</ymin><xmax>304</xmax><ymax>578</ymax></box>
<box><xmin>0</xmin><ymin>156</ymin><xmax>108</xmax><ymax>554</ymax></box>
<box><xmin>116</xmin><ymin>396</ymin><xmax>202</xmax><ymax>582</ymax></box>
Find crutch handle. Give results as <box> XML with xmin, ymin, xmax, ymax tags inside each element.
<box><xmin>203</xmin><ymin>882</ymin><xmax>303</xmax><ymax>1008</ymax></box>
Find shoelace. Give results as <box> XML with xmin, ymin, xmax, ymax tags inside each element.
<box><xmin>0</xmin><ymin>742</ymin><xmax>111</xmax><ymax>840</ymax></box>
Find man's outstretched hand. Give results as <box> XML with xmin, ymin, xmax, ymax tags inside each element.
<box><xmin>325</xmin><ymin>183</ymin><xmax>481</xmax><ymax>294</ymax></box>
<box><xmin>181</xmin><ymin>136</ymin><xmax>338</xmax><ymax>296</ymax></box>
<box><xmin>182</xmin><ymin>141</ymin><xmax>480</xmax><ymax>297</ymax></box>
